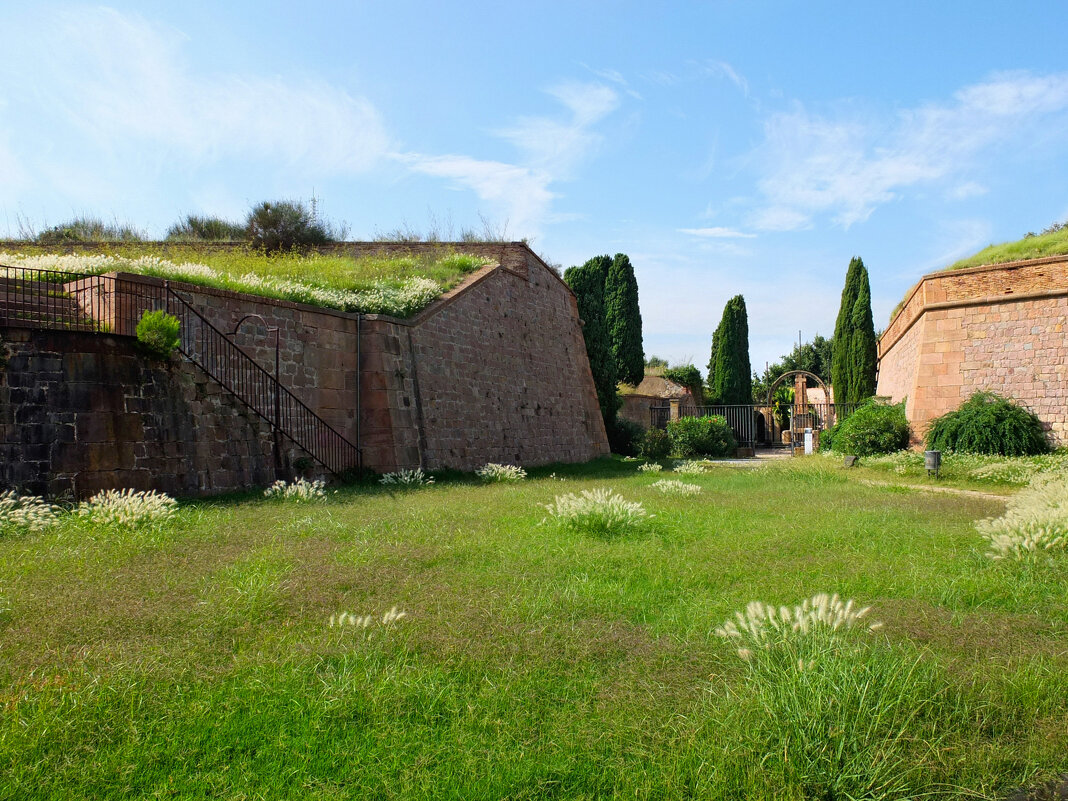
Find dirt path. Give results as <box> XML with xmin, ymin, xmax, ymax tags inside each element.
<box><xmin>859</xmin><ymin>479</ymin><xmax>1010</xmax><ymax>502</ymax></box>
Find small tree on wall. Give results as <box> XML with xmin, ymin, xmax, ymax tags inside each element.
<box><xmin>604</xmin><ymin>253</ymin><xmax>645</xmax><ymax>386</ymax></box>
<box><xmin>708</xmin><ymin>295</ymin><xmax>752</xmax><ymax>405</ymax></box>
<box><xmin>564</xmin><ymin>256</ymin><xmax>619</xmax><ymax>426</ymax></box>
<box><xmin>831</xmin><ymin>256</ymin><xmax>878</xmax><ymax>404</ymax></box>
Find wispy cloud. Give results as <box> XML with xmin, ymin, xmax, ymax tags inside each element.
<box><xmin>749</xmin><ymin>71</ymin><xmax>1068</xmax><ymax>231</ymax></box>
<box><xmin>1</xmin><ymin>8</ymin><xmax>391</xmax><ymax>179</ymax></box>
<box><xmin>397</xmin><ymin>154</ymin><xmax>554</xmax><ymax>237</ymax></box>
<box><xmin>404</xmin><ymin>81</ymin><xmax>621</xmax><ymax>236</ymax></box>
<box><xmin>678</xmin><ymin>226</ymin><xmax>756</xmax><ymax>239</ymax></box>
<box><xmin>696</xmin><ymin>60</ymin><xmax>750</xmax><ymax>97</ymax></box>
<box><xmin>495</xmin><ymin>81</ymin><xmax>620</xmax><ymax>176</ymax></box>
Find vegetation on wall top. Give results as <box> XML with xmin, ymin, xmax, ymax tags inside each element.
<box><xmin>945</xmin><ymin>219</ymin><xmax>1068</xmax><ymax>272</ymax></box>
<box><xmin>0</xmin><ymin>249</ymin><xmax>488</xmax><ymax>318</ymax></box>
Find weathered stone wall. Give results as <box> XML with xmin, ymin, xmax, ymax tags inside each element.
<box><xmin>2</xmin><ymin>243</ymin><xmax>608</xmax><ymax>491</ymax></box>
<box><xmin>111</xmin><ymin>273</ymin><xmax>362</xmax><ymax>447</ymax></box>
<box><xmin>0</xmin><ymin>329</ymin><xmax>292</xmax><ymax>498</ymax></box>
<box><xmin>877</xmin><ymin>256</ymin><xmax>1068</xmax><ymax>446</ymax></box>
<box><xmin>406</xmin><ymin>262</ymin><xmax>608</xmax><ymax>471</ymax></box>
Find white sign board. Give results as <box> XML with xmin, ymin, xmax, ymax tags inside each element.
<box><xmin>804</xmin><ymin>427</ymin><xmax>813</xmax><ymax>455</ymax></box>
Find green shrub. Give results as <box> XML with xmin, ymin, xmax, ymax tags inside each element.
<box><xmin>606</xmin><ymin>417</ymin><xmax>644</xmax><ymax>456</ymax></box>
<box><xmin>35</xmin><ymin>217</ymin><xmax>144</xmax><ymax>244</ymax></box>
<box><xmin>245</xmin><ymin>200</ymin><xmax>336</xmax><ymax>253</ymax></box>
<box><xmin>818</xmin><ymin>421</ymin><xmax>839</xmax><ymax>452</ymax></box>
<box><xmin>667</xmin><ymin>415</ymin><xmax>737</xmax><ymax>458</ymax></box>
<box><xmin>834</xmin><ymin>399</ymin><xmax>909</xmax><ymax>456</ymax></box>
<box><xmin>926</xmin><ymin>392</ymin><xmax>1049</xmax><ymax>456</ymax></box>
<box><xmin>166</xmin><ymin>214</ymin><xmax>244</xmax><ymax>242</ymax></box>
<box><xmin>639</xmin><ymin>427</ymin><xmax>671</xmax><ymax>459</ymax></box>
<box><xmin>663</xmin><ymin>364</ymin><xmax>703</xmax><ymax>404</ymax></box>
<box><xmin>136</xmin><ymin>310</ymin><xmax>181</xmax><ymax>359</ymax></box>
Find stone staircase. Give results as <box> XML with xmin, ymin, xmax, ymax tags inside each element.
<box><xmin>0</xmin><ymin>275</ymin><xmax>96</xmax><ymax>331</ymax></box>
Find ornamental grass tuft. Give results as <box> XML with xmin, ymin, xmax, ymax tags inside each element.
<box><xmin>977</xmin><ymin>471</ymin><xmax>1068</xmax><ymax>559</ymax></box>
<box><xmin>715</xmin><ymin>592</ymin><xmax>882</xmax><ymax>657</ymax></box>
<box><xmin>75</xmin><ymin>489</ymin><xmax>178</xmax><ymax>528</ymax></box>
<box><xmin>542</xmin><ymin>488</ymin><xmax>649</xmax><ymax>538</ymax></box>
<box><xmin>651</xmin><ymin>479</ymin><xmax>702</xmax><ymax>496</ymax></box>
<box><xmin>263</xmin><ymin>478</ymin><xmax>327</xmax><ymax>501</ymax></box>
<box><xmin>672</xmin><ymin>459</ymin><xmax>712</xmax><ymax>475</ymax></box>
<box><xmin>0</xmin><ymin>491</ymin><xmax>60</xmax><ymax>536</ymax></box>
<box><xmin>329</xmin><ymin>606</ymin><xmax>408</xmax><ymax>628</ymax></box>
<box><xmin>379</xmin><ymin>469</ymin><xmax>434</xmax><ymax>487</ymax></box>
<box><xmin>475</xmin><ymin>463</ymin><xmax>527</xmax><ymax>482</ymax></box>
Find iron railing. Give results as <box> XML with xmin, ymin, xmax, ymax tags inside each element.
<box><xmin>649</xmin><ymin>400</ymin><xmax>866</xmax><ymax>448</ymax></box>
<box><xmin>690</xmin><ymin>405</ymin><xmax>759</xmax><ymax>447</ymax></box>
<box><xmin>0</xmin><ymin>266</ymin><xmax>361</xmax><ymax>475</ymax></box>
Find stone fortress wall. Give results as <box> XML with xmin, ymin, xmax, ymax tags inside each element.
<box><xmin>877</xmin><ymin>255</ymin><xmax>1068</xmax><ymax>446</ymax></box>
<box><xmin>1</xmin><ymin>243</ymin><xmax>609</xmax><ymax>497</ymax></box>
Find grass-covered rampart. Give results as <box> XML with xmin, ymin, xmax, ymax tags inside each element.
<box><xmin>945</xmin><ymin>225</ymin><xmax>1068</xmax><ymax>272</ymax></box>
<box><xmin>1</xmin><ymin>458</ymin><xmax>1066</xmax><ymax>798</ymax></box>
<box><xmin>0</xmin><ymin>245</ymin><xmax>489</xmax><ymax>317</ymax></box>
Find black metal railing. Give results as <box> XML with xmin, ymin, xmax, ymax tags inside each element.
<box><xmin>648</xmin><ymin>400</ymin><xmax>866</xmax><ymax>448</ymax></box>
<box><xmin>0</xmin><ymin>266</ymin><xmax>361</xmax><ymax>475</ymax></box>
<box><xmin>690</xmin><ymin>405</ymin><xmax>759</xmax><ymax>447</ymax></box>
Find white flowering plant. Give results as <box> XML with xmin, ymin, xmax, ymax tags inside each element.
<box><xmin>379</xmin><ymin>469</ymin><xmax>434</xmax><ymax>487</ymax></box>
<box><xmin>672</xmin><ymin>459</ymin><xmax>712</xmax><ymax>475</ymax></box>
<box><xmin>542</xmin><ymin>488</ymin><xmax>649</xmax><ymax>538</ymax></box>
<box><xmin>651</xmin><ymin>479</ymin><xmax>702</xmax><ymax>496</ymax></box>
<box><xmin>476</xmin><ymin>463</ymin><xmax>527</xmax><ymax>482</ymax></box>
<box><xmin>977</xmin><ymin>471</ymin><xmax>1068</xmax><ymax>560</ymax></box>
<box><xmin>329</xmin><ymin>606</ymin><xmax>408</xmax><ymax>628</ymax></box>
<box><xmin>76</xmin><ymin>488</ymin><xmax>178</xmax><ymax>529</ymax></box>
<box><xmin>715</xmin><ymin>592</ymin><xmax>883</xmax><ymax>660</ymax></box>
<box><xmin>637</xmin><ymin>462</ymin><xmax>663</xmax><ymax>473</ymax></box>
<box><xmin>263</xmin><ymin>478</ymin><xmax>327</xmax><ymax>501</ymax></box>
<box><xmin>0</xmin><ymin>491</ymin><xmax>60</xmax><ymax>536</ymax></box>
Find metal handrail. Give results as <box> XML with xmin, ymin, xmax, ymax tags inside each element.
<box><xmin>0</xmin><ymin>266</ymin><xmax>361</xmax><ymax>475</ymax></box>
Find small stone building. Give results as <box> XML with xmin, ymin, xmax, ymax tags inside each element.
<box><xmin>877</xmin><ymin>255</ymin><xmax>1068</xmax><ymax>446</ymax></box>
<box><xmin>618</xmin><ymin>374</ymin><xmax>698</xmax><ymax>430</ymax></box>
<box><xmin>0</xmin><ymin>243</ymin><xmax>609</xmax><ymax>497</ymax></box>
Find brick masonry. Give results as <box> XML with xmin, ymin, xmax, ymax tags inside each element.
<box><xmin>0</xmin><ymin>329</ymin><xmax>298</xmax><ymax>498</ymax></box>
<box><xmin>877</xmin><ymin>256</ymin><xmax>1068</xmax><ymax>446</ymax></box>
<box><xmin>1</xmin><ymin>243</ymin><xmax>609</xmax><ymax>494</ymax></box>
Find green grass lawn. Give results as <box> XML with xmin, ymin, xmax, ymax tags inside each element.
<box><xmin>2</xmin><ymin>459</ymin><xmax>1066</xmax><ymax>799</ymax></box>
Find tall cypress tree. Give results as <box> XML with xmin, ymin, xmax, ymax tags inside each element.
<box><xmin>708</xmin><ymin>295</ymin><xmax>752</xmax><ymax>405</ymax></box>
<box><xmin>831</xmin><ymin>256</ymin><xmax>877</xmax><ymax>404</ymax></box>
<box><xmin>849</xmin><ymin>275</ymin><xmax>878</xmax><ymax>403</ymax></box>
<box><xmin>564</xmin><ymin>256</ymin><xmax>618</xmax><ymax>425</ymax></box>
<box><xmin>603</xmin><ymin>253</ymin><xmax>645</xmax><ymax>386</ymax></box>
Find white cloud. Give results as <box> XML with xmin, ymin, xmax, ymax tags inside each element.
<box><xmin>401</xmin><ymin>81</ymin><xmax>621</xmax><ymax>237</ymax></box>
<box><xmin>397</xmin><ymin>154</ymin><xmax>554</xmax><ymax>237</ymax></box>
<box><xmin>678</xmin><ymin>227</ymin><xmax>756</xmax><ymax>239</ymax></box>
<box><xmin>749</xmin><ymin>71</ymin><xmax>1068</xmax><ymax>231</ymax></box>
<box><xmin>495</xmin><ymin>82</ymin><xmax>619</xmax><ymax>176</ymax></box>
<box><xmin>0</xmin><ymin>7</ymin><xmax>390</xmax><ymax>186</ymax></box>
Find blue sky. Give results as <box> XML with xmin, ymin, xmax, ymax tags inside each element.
<box><xmin>3</xmin><ymin>2</ymin><xmax>1068</xmax><ymax>374</ymax></box>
